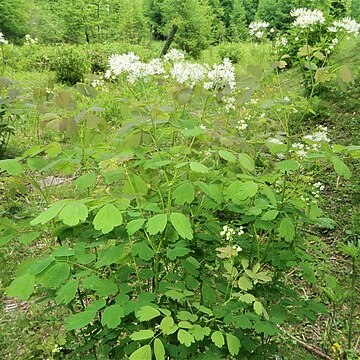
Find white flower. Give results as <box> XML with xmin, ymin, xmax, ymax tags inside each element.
<box><xmin>275</xmin><ymin>36</ymin><xmax>288</xmax><ymax>47</ymax></box>
<box><xmin>224</xmin><ymin>96</ymin><xmax>235</xmax><ymax>113</ymax></box>
<box><xmin>24</xmin><ymin>34</ymin><xmax>38</xmax><ymax>45</ymax></box>
<box><xmin>236</xmin><ymin>119</ymin><xmax>248</xmax><ymax>131</ymax></box>
<box><xmin>164</xmin><ymin>49</ymin><xmax>185</xmax><ymax>62</ymax></box>
<box><xmin>303</xmin><ymin>125</ymin><xmax>330</xmax><ymax>143</ymax></box>
<box><xmin>203</xmin><ymin>58</ymin><xmax>236</xmax><ymax>91</ymax></box>
<box><xmin>290</xmin><ymin>8</ymin><xmax>325</xmax><ymax>28</ymax></box>
<box><xmin>331</xmin><ymin>17</ymin><xmax>360</xmax><ymax>36</ymax></box>
<box><xmin>170</xmin><ymin>61</ymin><xmax>206</xmax><ymax>88</ymax></box>
<box><xmin>249</xmin><ymin>21</ymin><xmax>270</xmax><ymax>39</ymax></box>
<box><xmin>0</xmin><ymin>32</ymin><xmax>8</xmax><ymax>45</ymax></box>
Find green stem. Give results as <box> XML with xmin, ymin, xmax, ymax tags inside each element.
<box><xmin>347</xmin><ymin>256</ymin><xmax>356</xmax><ymax>349</ymax></box>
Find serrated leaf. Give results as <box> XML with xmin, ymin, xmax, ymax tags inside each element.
<box><xmin>101</xmin><ymin>305</ymin><xmax>124</xmax><ymax>329</ymax></box>
<box><xmin>154</xmin><ymin>338</ymin><xmax>165</xmax><ymax>360</ymax></box>
<box><xmin>30</xmin><ymin>201</ymin><xmax>68</xmax><ymax>226</ymax></box>
<box><xmin>160</xmin><ymin>316</ymin><xmax>177</xmax><ymax>334</ymax></box>
<box><xmin>172</xmin><ymin>183</ymin><xmax>195</xmax><ymax>205</ymax></box>
<box><xmin>76</xmin><ymin>83</ymin><xmax>98</xmax><ymax>98</ymax></box>
<box><xmin>18</xmin><ymin>231</ymin><xmax>40</xmax><ymax>245</ymax></box>
<box><xmin>190</xmin><ymin>325</ymin><xmax>211</xmax><ymax>341</ymax></box>
<box><xmin>132</xmin><ymin>242</ymin><xmax>155</xmax><ymax>261</ymax></box>
<box><xmin>75</xmin><ymin>173</ymin><xmax>97</xmax><ymax>190</ymax></box>
<box><xmin>83</xmin><ymin>275</ymin><xmax>118</xmax><ymax>297</ymax></box>
<box><xmin>178</xmin><ymin>329</ymin><xmax>195</xmax><ymax>347</ymax></box>
<box><xmin>189</xmin><ymin>162</ymin><xmax>209</xmax><ymax>173</ymax></box>
<box><xmin>227</xmin><ymin>181</ymin><xmax>258</xmax><ymax>203</ymax></box>
<box><xmin>40</xmin><ymin>262</ymin><xmax>70</xmax><ymax>289</ymax></box>
<box><xmin>238</xmin><ymin>153</ymin><xmax>255</xmax><ymax>172</ymax></box>
<box><xmin>279</xmin><ymin>217</ymin><xmax>295</xmax><ymax>241</ymax></box>
<box><xmin>169</xmin><ymin>213</ymin><xmax>193</xmax><ymax>240</ymax></box>
<box><xmin>166</xmin><ymin>246</ymin><xmax>191</xmax><ymax>260</ymax></box>
<box><xmin>58</xmin><ymin>202</ymin><xmax>88</xmax><ymax>226</ymax></box>
<box><xmin>6</xmin><ymin>274</ymin><xmax>35</xmax><ymax>300</ymax></box>
<box><xmin>253</xmin><ymin>321</ymin><xmax>279</xmax><ymax>336</ymax></box>
<box><xmin>238</xmin><ymin>276</ymin><xmax>253</xmax><ymax>290</ymax></box>
<box><xmin>122</xmin><ymin>174</ymin><xmax>148</xmax><ymax>196</ymax></box>
<box><xmin>253</xmin><ymin>301</ymin><xmax>263</xmax><ymax>315</ymax></box>
<box><xmin>165</xmin><ymin>289</ymin><xmax>185</xmax><ymax>300</ymax></box>
<box><xmin>130</xmin><ymin>329</ymin><xmax>154</xmax><ymax>341</ymax></box>
<box><xmin>0</xmin><ymin>159</ymin><xmax>23</xmax><ymax>176</ymax></box>
<box><xmin>261</xmin><ymin>210</ymin><xmax>279</xmax><ymax>221</ymax></box>
<box><xmin>338</xmin><ymin>65</ymin><xmax>354</xmax><ymax>84</ymax></box>
<box><xmin>55</xmin><ymin>279</ymin><xmax>78</xmax><ymax>305</ymax></box>
<box><xmin>219</xmin><ymin>150</ymin><xmax>237</xmax><ymax>162</ymax></box>
<box><xmin>211</xmin><ymin>331</ymin><xmax>225</xmax><ymax>348</ymax></box>
<box><xmin>96</xmin><ymin>245</ymin><xmax>127</xmax><ymax>268</ymax></box>
<box><xmin>136</xmin><ymin>306</ymin><xmax>161</xmax><ymax>321</ymax></box>
<box><xmin>276</xmin><ymin>160</ymin><xmax>299</xmax><ymax>172</ymax></box>
<box><xmin>330</xmin><ymin>156</ymin><xmax>351</xmax><ymax>179</ymax></box>
<box><xmin>130</xmin><ymin>345</ymin><xmax>152</xmax><ymax>360</ymax></box>
<box><xmin>226</xmin><ymin>333</ymin><xmax>241</xmax><ymax>356</ymax></box>
<box><xmin>127</xmin><ymin>219</ymin><xmax>145</xmax><ymax>235</ymax></box>
<box><xmin>93</xmin><ymin>204</ymin><xmax>123</xmax><ymax>234</ymax></box>
<box><xmin>65</xmin><ymin>310</ymin><xmax>96</xmax><ymax>330</ymax></box>
<box><xmin>146</xmin><ymin>214</ymin><xmax>168</xmax><ymax>235</ymax></box>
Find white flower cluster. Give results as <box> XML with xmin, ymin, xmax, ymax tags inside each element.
<box><xmin>24</xmin><ymin>34</ymin><xmax>38</xmax><ymax>45</ymax></box>
<box><xmin>204</xmin><ymin>58</ymin><xmax>236</xmax><ymax>91</ymax></box>
<box><xmin>164</xmin><ymin>48</ymin><xmax>185</xmax><ymax>62</ymax></box>
<box><xmin>0</xmin><ymin>32</ymin><xmax>8</xmax><ymax>45</ymax></box>
<box><xmin>106</xmin><ymin>52</ymin><xmax>165</xmax><ymax>83</ymax></box>
<box><xmin>291</xmin><ymin>142</ymin><xmax>307</xmax><ymax>158</ymax></box>
<box><xmin>290</xmin><ymin>8</ymin><xmax>325</xmax><ymax>28</ymax></box>
<box><xmin>329</xmin><ymin>17</ymin><xmax>360</xmax><ymax>36</ymax></box>
<box><xmin>236</xmin><ymin>119</ymin><xmax>248</xmax><ymax>131</ymax></box>
<box><xmin>249</xmin><ymin>21</ymin><xmax>270</xmax><ymax>39</ymax></box>
<box><xmin>220</xmin><ymin>225</ymin><xmax>244</xmax><ymax>241</ymax></box>
<box><xmin>106</xmin><ymin>51</ymin><xmax>237</xmax><ymax>111</ymax></box>
<box><xmin>312</xmin><ymin>181</ymin><xmax>325</xmax><ymax>198</ymax></box>
<box><xmin>170</xmin><ymin>61</ymin><xmax>206</xmax><ymax>88</ymax></box>
<box><xmin>274</xmin><ymin>36</ymin><xmax>288</xmax><ymax>48</ymax></box>
<box><xmin>303</xmin><ymin>125</ymin><xmax>330</xmax><ymax>144</ymax></box>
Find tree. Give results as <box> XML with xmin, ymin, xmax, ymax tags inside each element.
<box><xmin>0</xmin><ymin>0</ymin><xmax>32</xmax><ymax>43</ymax></box>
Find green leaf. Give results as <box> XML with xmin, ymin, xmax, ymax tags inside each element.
<box><xmin>101</xmin><ymin>305</ymin><xmax>124</xmax><ymax>329</ymax></box>
<box><xmin>0</xmin><ymin>159</ymin><xmax>23</xmax><ymax>176</ymax></box>
<box><xmin>146</xmin><ymin>214</ymin><xmax>168</xmax><ymax>235</ymax></box>
<box><xmin>58</xmin><ymin>202</ymin><xmax>88</xmax><ymax>226</ymax></box>
<box><xmin>211</xmin><ymin>331</ymin><xmax>225</xmax><ymax>348</ymax></box>
<box><xmin>253</xmin><ymin>301</ymin><xmax>264</xmax><ymax>316</ymax></box>
<box><xmin>83</xmin><ymin>275</ymin><xmax>118</xmax><ymax>297</ymax></box>
<box><xmin>75</xmin><ymin>173</ymin><xmax>97</xmax><ymax>190</ymax></box>
<box><xmin>52</xmin><ymin>246</ymin><xmax>75</xmax><ymax>257</ymax></box>
<box><xmin>40</xmin><ymin>262</ymin><xmax>70</xmax><ymax>289</ymax></box>
<box><xmin>6</xmin><ymin>274</ymin><xmax>35</xmax><ymax>300</ymax></box>
<box><xmin>54</xmin><ymin>90</ymin><xmax>76</xmax><ymax>110</ymax></box>
<box><xmin>126</xmin><ymin>219</ymin><xmax>145</xmax><ymax>235</ymax></box>
<box><xmin>122</xmin><ymin>174</ymin><xmax>148</xmax><ymax>196</ymax></box>
<box><xmin>136</xmin><ymin>306</ymin><xmax>161</xmax><ymax>321</ymax></box>
<box><xmin>130</xmin><ymin>329</ymin><xmax>154</xmax><ymax>341</ymax></box>
<box><xmin>279</xmin><ymin>217</ymin><xmax>295</xmax><ymax>242</ymax></box>
<box><xmin>178</xmin><ymin>329</ymin><xmax>195</xmax><ymax>347</ymax></box>
<box><xmin>338</xmin><ymin>65</ymin><xmax>355</xmax><ymax>84</ymax></box>
<box><xmin>30</xmin><ymin>201</ymin><xmax>68</xmax><ymax>226</ymax></box>
<box><xmin>238</xmin><ymin>153</ymin><xmax>255</xmax><ymax>172</ymax></box>
<box><xmin>275</xmin><ymin>160</ymin><xmax>299</xmax><ymax>172</ymax></box>
<box><xmin>55</xmin><ymin>279</ymin><xmax>78</xmax><ymax>305</ymax></box>
<box><xmin>96</xmin><ymin>245</ymin><xmax>127</xmax><ymax>268</ymax></box>
<box><xmin>65</xmin><ymin>310</ymin><xmax>96</xmax><ymax>330</ymax></box>
<box><xmin>261</xmin><ymin>210</ymin><xmax>279</xmax><ymax>221</ymax></box>
<box><xmin>93</xmin><ymin>204</ymin><xmax>123</xmax><ymax>234</ymax></box>
<box><xmin>132</xmin><ymin>242</ymin><xmax>155</xmax><ymax>261</ymax></box>
<box><xmin>169</xmin><ymin>213</ymin><xmax>193</xmax><ymax>240</ymax></box>
<box><xmin>330</xmin><ymin>156</ymin><xmax>351</xmax><ymax>179</ymax></box>
<box><xmin>227</xmin><ymin>181</ymin><xmax>258</xmax><ymax>203</ymax></box>
<box><xmin>130</xmin><ymin>345</ymin><xmax>152</xmax><ymax>360</ymax></box>
<box><xmin>190</xmin><ymin>325</ymin><xmax>211</xmax><ymax>341</ymax></box>
<box><xmin>0</xmin><ymin>228</ymin><xmax>16</xmax><ymax>246</ymax></box>
<box><xmin>172</xmin><ymin>183</ymin><xmax>195</xmax><ymax>205</ymax></box>
<box><xmin>166</xmin><ymin>246</ymin><xmax>191</xmax><ymax>260</ymax></box>
<box><xmin>238</xmin><ymin>276</ymin><xmax>253</xmax><ymax>290</ymax></box>
<box><xmin>160</xmin><ymin>316</ymin><xmax>177</xmax><ymax>335</ymax></box>
<box><xmin>189</xmin><ymin>161</ymin><xmax>209</xmax><ymax>173</ymax></box>
<box><xmin>219</xmin><ymin>150</ymin><xmax>237</xmax><ymax>163</ymax></box>
<box><xmin>18</xmin><ymin>231</ymin><xmax>40</xmax><ymax>245</ymax></box>
<box><xmin>76</xmin><ymin>83</ymin><xmax>98</xmax><ymax>98</ymax></box>
<box><xmin>226</xmin><ymin>333</ymin><xmax>241</xmax><ymax>356</ymax></box>
<box><xmin>253</xmin><ymin>321</ymin><xmax>279</xmax><ymax>336</ymax></box>
<box><xmin>165</xmin><ymin>289</ymin><xmax>185</xmax><ymax>300</ymax></box>
<box><xmin>154</xmin><ymin>338</ymin><xmax>165</xmax><ymax>360</ymax></box>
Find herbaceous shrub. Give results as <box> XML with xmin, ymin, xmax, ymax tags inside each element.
<box><xmin>1</xmin><ymin>49</ymin><xmax>357</xmax><ymax>359</ymax></box>
<box><xmin>53</xmin><ymin>46</ymin><xmax>90</xmax><ymax>85</ymax></box>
